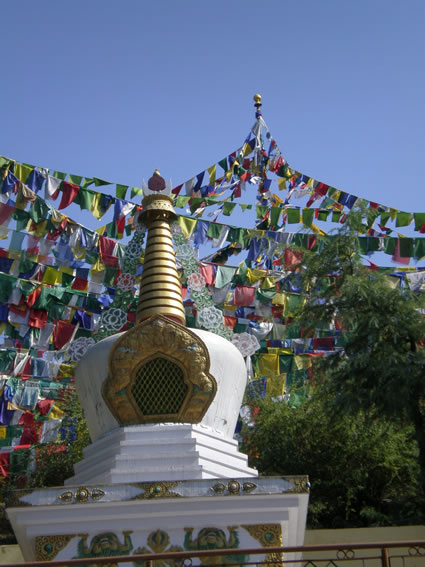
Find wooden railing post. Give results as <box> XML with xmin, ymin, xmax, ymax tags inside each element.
<box><xmin>381</xmin><ymin>547</ymin><xmax>390</xmax><ymax>567</ymax></box>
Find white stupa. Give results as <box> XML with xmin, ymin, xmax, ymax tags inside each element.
<box><xmin>7</xmin><ymin>170</ymin><xmax>309</xmax><ymax>564</ymax></box>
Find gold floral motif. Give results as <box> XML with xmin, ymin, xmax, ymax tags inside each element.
<box><xmin>58</xmin><ymin>487</ymin><xmax>105</xmax><ymax>504</ymax></box>
<box><xmin>58</xmin><ymin>491</ymin><xmax>73</xmax><ymax>503</ymax></box>
<box><xmin>131</xmin><ymin>481</ymin><xmax>181</xmax><ymax>499</ymax></box>
<box><xmin>35</xmin><ymin>534</ymin><xmax>76</xmax><ymax>561</ymax></box>
<box><xmin>210</xmin><ymin>480</ymin><xmax>257</xmax><ymax>495</ymax></box>
<box><xmin>282</xmin><ymin>476</ymin><xmax>310</xmax><ymax>493</ymax></box>
<box><xmin>103</xmin><ymin>315</ymin><xmax>217</xmax><ymax>425</ymax></box>
<box><xmin>75</xmin><ymin>487</ymin><xmax>90</xmax><ymax>502</ymax></box>
<box><xmin>133</xmin><ymin>529</ymin><xmax>183</xmax><ymax>566</ymax></box>
<box><xmin>241</xmin><ymin>524</ymin><xmax>283</xmax><ymax>566</ymax></box>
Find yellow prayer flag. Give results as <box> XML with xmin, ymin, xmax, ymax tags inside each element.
<box><xmin>43</xmin><ymin>267</ymin><xmax>62</xmax><ymax>285</ymax></box>
<box><xmin>266</xmin><ymin>374</ymin><xmax>286</xmax><ymax>398</ymax></box>
<box><xmin>33</xmin><ymin>220</ymin><xmax>49</xmax><ymax>238</ymax></box>
<box><xmin>14</xmin><ymin>163</ymin><xmax>33</xmax><ymax>183</ymax></box>
<box><xmin>90</xmin><ymin>193</ymin><xmax>103</xmax><ymax>220</ymax></box>
<box><xmin>207</xmin><ymin>165</ymin><xmax>216</xmax><ymax>186</ymax></box>
<box><xmin>48</xmin><ymin>405</ymin><xmax>65</xmax><ymax>420</ymax></box>
<box><xmin>0</xmin><ymin>426</ymin><xmax>6</xmax><ymax>439</ymax></box>
<box><xmin>257</xmin><ymin>353</ymin><xmax>280</xmax><ymax>377</ymax></box>
<box><xmin>272</xmin><ymin>292</ymin><xmax>289</xmax><ymax>308</ymax></box>
<box><xmin>246</xmin><ymin>268</ymin><xmax>267</xmax><ymax>284</ymax></box>
<box><xmin>90</xmin><ymin>258</ymin><xmax>106</xmax><ymax>274</ymax></box>
<box><xmin>278</xmin><ymin>178</ymin><xmax>287</xmax><ymax>191</ymax></box>
<box><xmin>177</xmin><ymin>216</ymin><xmax>197</xmax><ymax>238</ymax></box>
<box><xmin>242</xmin><ymin>143</ymin><xmax>252</xmax><ymax>157</ymax></box>
<box><xmin>294</xmin><ymin>355</ymin><xmax>312</xmax><ymax>370</ymax></box>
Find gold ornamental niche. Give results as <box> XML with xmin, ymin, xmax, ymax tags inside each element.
<box><xmin>103</xmin><ymin>315</ymin><xmax>217</xmax><ymax>424</ymax></box>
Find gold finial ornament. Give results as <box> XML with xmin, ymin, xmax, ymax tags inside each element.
<box><xmin>253</xmin><ymin>93</ymin><xmax>262</xmax><ymax>118</ymax></box>
<box><xmin>136</xmin><ymin>171</ymin><xmax>186</xmax><ymax>325</ymax></box>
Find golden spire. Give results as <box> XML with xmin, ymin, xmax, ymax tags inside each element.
<box><xmin>136</xmin><ymin>171</ymin><xmax>186</xmax><ymax>325</ymax></box>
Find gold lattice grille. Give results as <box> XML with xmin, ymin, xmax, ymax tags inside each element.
<box><xmin>131</xmin><ymin>357</ymin><xmax>188</xmax><ymax>416</ymax></box>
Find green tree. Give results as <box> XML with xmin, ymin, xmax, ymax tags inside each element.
<box><xmin>241</xmin><ymin>394</ymin><xmax>423</xmax><ymax>528</ymax></box>
<box><xmin>293</xmin><ymin>210</ymin><xmax>425</xmax><ymax>495</ymax></box>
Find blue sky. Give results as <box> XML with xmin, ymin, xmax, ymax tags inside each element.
<box><xmin>2</xmin><ymin>0</ymin><xmax>424</xmax><ymax>240</ymax></box>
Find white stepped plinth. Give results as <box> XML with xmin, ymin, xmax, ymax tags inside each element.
<box><xmin>65</xmin><ymin>424</ymin><xmax>257</xmax><ymax>485</ymax></box>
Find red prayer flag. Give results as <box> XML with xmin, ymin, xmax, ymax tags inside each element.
<box><xmin>58</xmin><ymin>182</ymin><xmax>80</xmax><ymax>210</ymax></box>
<box><xmin>52</xmin><ymin>320</ymin><xmax>75</xmax><ymax>349</ymax></box>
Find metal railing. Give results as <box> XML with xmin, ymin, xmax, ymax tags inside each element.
<box><xmin>1</xmin><ymin>540</ymin><xmax>424</xmax><ymax>567</ymax></box>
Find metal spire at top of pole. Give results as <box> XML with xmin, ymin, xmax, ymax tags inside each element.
<box><xmin>253</xmin><ymin>93</ymin><xmax>262</xmax><ymax>119</ymax></box>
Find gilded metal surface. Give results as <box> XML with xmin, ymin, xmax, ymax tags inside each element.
<box><xmin>134</xmin><ymin>529</ymin><xmax>183</xmax><ymax>565</ymax></box>
<box><xmin>136</xmin><ymin>187</ymin><xmax>185</xmax><ymax>324</ymax></box>
<box><xmin>131</xmin><ymin>481</ymin><xmax>181</xmax><ymax>499</ymax></box>
<box><xmin>35</xmin><ymin>534</ymin><xmax>76</xmax><ymax>561</ymax></box>
<box><xmin>210</xmin><ymin>480</ymin><xmax>258</xmax><ymax>495</ymax></box>
<box><xmin>241</xmin><ymin>524</ymin><xmax>283</xmax><ymax>565</ymax></box>
<box><xmin>58</xmin><ymin>487</ymin><xmax>105</xmax><ymax>504</ymax></box>
<box><xmin>283</xmin><ymin>476</ymin><xmax>310</xmax><ymax>493</ymax></box>
<box><xmin>104</xmin><ymin>315</ymin><xmax>217</xmax><ymax>424</ymax></box>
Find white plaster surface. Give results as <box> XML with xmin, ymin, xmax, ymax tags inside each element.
<box><xmin>7</xmin><ymin>490</ymin><xmax>309</xmax><ymax>563</ymax></box>
<box><xmin>75</xmin><ymin>327</ymin><xmax>247</xmax><ymax>442</ymax></box>
<box><xmin>65</xmin><ymin>424</ymin><xmax>257</xmax><ymax>485</ymax></box>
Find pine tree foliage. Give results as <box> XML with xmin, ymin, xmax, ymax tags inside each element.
<box><xmin>293</xmin><ymin>210</ymin><xmax>425</xmax><ymax>494</ymax></box>
<box><xmin>241</xmin><ymin>394</ymin><xmax>422</xmax><ymax>528</ymax></box>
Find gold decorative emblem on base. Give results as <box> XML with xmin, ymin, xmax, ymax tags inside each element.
<box><xmin>35</xmin><ymin>534</ymin><xmax>76</xmax><ymax>561</ymax></box>
<box><xmin>211</xmin><ymin>480</ymin><xmax>257</xmax><ymax>495</ymax></box>
<box><xmin>58</xmin><ymin>487</ymin><xmax>105</xmax><ymax>504</ymax></box>
<box><xmin>134</xmin><ymin>529</ymin><xmax>183</xmax><ymax>566</ymax></box>
<box><xmin>103</xmin><ymin>315</ymin><xmax>217</xmax><ymax>424</ymax></box>
<box><xmin>131</xmin><ymin>481</ymin><xmax>181</xmax><ymax>499</ymax></box>
<box><xmin>242</xmin><ymin>524</ymin><xmax>283</xmax><ymax>565</ymax></box>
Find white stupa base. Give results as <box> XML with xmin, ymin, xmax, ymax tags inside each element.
<box><xmin>7</xmin><ymin>476</ymin><xmax>309</xmax><ymax>563</ymax></box>
<box><xmin>65</xmin><ymin>424</ymin><xmax>258</xmax><ymax>485</ymax></box>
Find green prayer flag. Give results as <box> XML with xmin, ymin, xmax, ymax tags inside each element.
<box><xmin>61</xmin><ymin>273</ymin><xmax>74</xmax><ymax>288</ymax></box>
<box><xmin>318</xmin><ymin>210</ymin><xmax>330</xmax><ymax>222</ymax></box>
<box><xmin>222</xmin><ymin>202</ymin><xmax>237</xmax><ymax>216</ymax></box>
<box><xmin>218</xmin><ymin>158</ymin><xmax>228</xmax><ymax>171</ymax></box>
<box><xmin>68</xmin><ymin>174</ymin><xmax>82</xmax><ymax>186</ymax></box>
<box><xmin>29</xmin><ymin>197</ymin><xmax>49</xmax><ymax>224</ymax></box>
<box><xmin>414</xmin><ymin>239</ymin><xmax>425</xmax><ymax>259</ymax></box>
<box><xmin>302</xmin><ymin>209</ymin><xmax>314</xmax><ymax>227</ymax></box>
<box><xmin>215</xmin><ymin>265</ymin><xmax>237</xmax><ymax>288</ymax></box>
<box><xmin>206</xmin><ymin>223</ymin><xmax>222</xmax><ymax>239</ymax></box>
<box><xmin>384</xmin><ymin>238</ymin><xmax>397</xmax><ymax>255</ymax></box>
<box><xmin>116</xmin><ymin>184</ymin><xmax>128</xmax><ymax>199</ymax></box>
<box><xmin>380</xmin><ymin>212</ymin><xmax>391</xmax><ymax>226</ymax></box>
<box><xmin>270</xmin><ymin>206</ymin><xmax>281</xmax><ymax>227</ymax></box>
<box><xmin>74</xmin><ymin>188</ymin><xmax>95</xmax><ymax>210</ymax></box>
<box><xmin>93</xmin><ymin>177</ymin><xmax>111</xmax><ymax>186</ymax></box>
<box><xmin>396</xmin><ymin>212</ymin><xmax>411</xmax><ymax>227</ymax></box>
<box><xmin>0</xmin><ymin>274</ymin><xmax>15</xmax><ymax>302</ymax></box>
<box><xmin>131</xmin><ymin>186</ymin><xmax>143</xmax><ymax>198</ymax></box>
<box><xmin>104</xmin><ymin>266</ymin><xmax>118</xmax><ymax>286</ymax></box>
<box><xmin>175</xmin><ymin>196</ymin><xmax>190</xmax><ymax>208</ymax></box>
<box><xmin>287</xmin><ymin>208</ymin><xmax>301</xmax><ymax>224</ymax></box>
<box><xmin>106</xmin><ymin>221</ymin><xmax>118</xmax><ymax>239</ymax></box>
<box><xmin>413</xmin><ymin>213</ymin><xmax>425</xmax><ymax>231</ymax></box>
<box><xmin>399</xmin><ymin>238</ymin><xmax>413</xmax><ymax>257</ymax></box>
<box><xmin>53</xmin><ymin>171</ymin><xmax>67</xmax><ymax>180</ymax></box>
